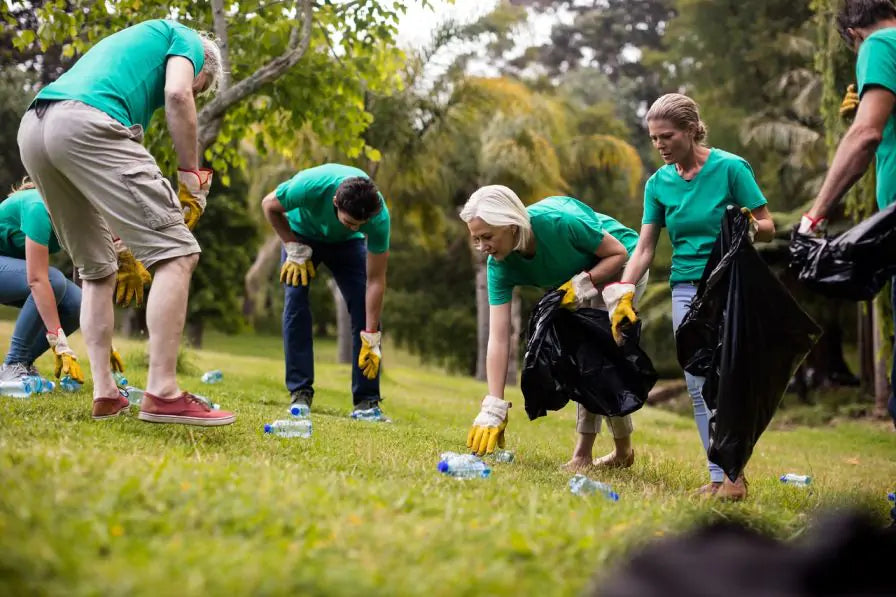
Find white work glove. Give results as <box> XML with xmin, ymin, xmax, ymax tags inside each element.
<box><xmin>797</xmin><ymin>213</ymin><xmax>827</xmax><ymax>237</ymax></box>
<box><xmin>280</xmin><ymin>241</ymin><xmax>316</xmax><ymax>286</ymax></box>
<box><xmin>46</xmin><ymin>327</ymin><xmax>85</xmax><ymax>383</ymax></box>
<box><xmin>467</xmin><ymin>395</ymin><xmax>511</xmax><ymax>456</ymax></box>
<box><xmin>177</xmin><ymin>168</ymin><xmax>213</xmax><ymax>230</ymax></box>
<box><xmin>558</xmin><ymin>271</ymin><xmax>600</xmax><ymax>309</ymax></box>
<box><xmin>602</xmin><ymin>282</ymin><xmax>638</xmax><ymax>345</ymax></box>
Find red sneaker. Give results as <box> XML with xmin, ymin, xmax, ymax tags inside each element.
<box><xmin>138</xmin><ymin>391</ymin><xmax>236</xmax><ymax>426</ymax></box>
<box><xmin>92</xmin><ymin>394</ymin><xmax>131</xmax><ymax>420</ymax></box>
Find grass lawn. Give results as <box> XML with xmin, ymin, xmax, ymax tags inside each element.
<box><xmin>0</xmin><ymin>320</ymin><xmax>894</xmax><ymax>596</ymax></box>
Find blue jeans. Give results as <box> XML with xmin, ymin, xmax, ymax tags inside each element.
<box><xmin>671</xmin><ymin>283</ymin><xmax>725</xmax><ymax>483</ymax></box>
<box><xmin>0</xmin><ymin>255</ymin><xmax>81</xmax><ymax>365</ymax></box>
<box><xmin>281</xmin><ymin>238</ymin><xmax>380</xmax><ymax>405</ymax></box>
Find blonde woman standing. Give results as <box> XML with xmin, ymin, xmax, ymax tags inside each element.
<box><xmin>460</xmin><ymin>186</ymin><xmax>648</xmax><ymax>470</ymax></box>
<box><xmin>603</xmin><ymin>94</ymin><xmax>775</xmax><ymax>500</ymax></box>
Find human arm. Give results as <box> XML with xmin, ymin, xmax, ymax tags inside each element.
<box><xmin>745</xmin><ymin>205</ymin><xmax>776</xmax><ymax>243</ymax></box>
<box><xmin>364</xmin><ymin>251</ymin><xmax>388</xmax><ymax>331</ymax></box>
<box><xmin>261</xmin><ymin>191</ymin><xmax>301</xmax><ymax>244</ymax></box>
<box><xmin>468</xmin><ymin>302</ymin><xmax>513</xmax><ymax>455</ymax></box>
<box><xmin>164</xmin><ymin>56</ymin><xmax>200</xmax><ymax>171</ymax></box>
<box><xmin>619</xmin><ymin>223</ymin><xmax>661</xmax><ymax>285</ymax></box>
<box><xmin>805</xmin><ymin>86</ymin><xmax>894</xmax><ymax>223</ymax></box>
<box><xmin>24</xmin><ymin>238</ymin><xmax>62</xmax><ymax>333</ymax></box>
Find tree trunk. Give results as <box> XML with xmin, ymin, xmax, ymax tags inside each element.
<box><xmin>873</xmin><ymin>297</ymin><xmax>892</xmax><ymax>416</ymax></box>
<box><xmin>243</xmin><ymin>234</ymin><xmax>282</xmax><ymax>320</ymax></box>
<box><xmin>858</xmin><ymin>302</ymin><xmax>875</xmax><ymax>394</ymax></box>
<box><xmin>474</xmin><ymin>254</ymin><xmax>489</xmax><ymax>381</ymax></box>
<box><xmin>186</xmin><ymin>319</ymin><xmax>204</xmax><ymax>348</ymax></box>
<box><xmin>328</xmin><ymin>278</ymin><xmax>352</xmax><ymax>364</ymax></box>
<box><xmin>121</xmin><ymin>308</ymin><xmax>147</xmax><ymax>338</ymax></box>
<box><xmin>505</xmin><ymin>287</ymin><xmax>521</xmax><ymax>385</ymax></box>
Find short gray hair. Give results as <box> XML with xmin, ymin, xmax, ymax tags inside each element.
<box><xmin>459</xmin><ymin>185</ymin><xmax>533</xmax><ymax>252</ymax></box>
<box><xmin>198</xmin><ymin>32</ymin><xmax>224</xmax><ymax>95</ymax></box>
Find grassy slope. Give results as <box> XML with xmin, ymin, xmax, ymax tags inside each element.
<box><xmin>0</xmin><ymin>321</ymin><xmax>894</xmax><ymax>596</ymax></box>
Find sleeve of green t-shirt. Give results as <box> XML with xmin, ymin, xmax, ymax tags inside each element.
<box><xmin>857</xmin><ymin>36</ymin><xmax>896</xmax><ymax>97</ymax></box>
<box><xmin>362</xmin><ymin>198</ymin><xmax>391</xmax><ymax>254</ymax></box>
<box><xmin>487</xmin><ymin>259</ymin><xmax>512</xmax><ymax>306</ymax></box>
<box><xmin>641</xmin><ymin>177</ymin><xmax>665</xmax><ymax>226</ymax></box>
<box><xmin>168</xmin><ymin>26</ymin><xmax>205</xmax><ymax>77</ymax></box>
<box><xmin>565</xmin><ymin>213</ymin><xmax>605</xmax><ymax>254</ymax></box>
<box><xmin>20</xmin><ymin>200</ymin><xmax>53</xmax><ymax>247</ymax></box>
<box><xmin>729</xmin><ymin>161</ymin><xmax>767</xmax><ymax>210</ymax></box>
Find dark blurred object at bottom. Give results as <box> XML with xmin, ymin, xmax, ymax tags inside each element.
<box><xmin>600</xmin><ymin>512</ymin><xmax>896</xmax><ymax>597</ymax></box>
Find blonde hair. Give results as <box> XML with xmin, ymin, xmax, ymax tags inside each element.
<box><xmin>8</xmin><ymin>177</ymin><xmax>35</xmax><ymax>197</ymax></box>
<box><xmin>198</xmin><ymin>32</ymin><xmax>224</xmax><ymax>96</ymax></box>
<box><xmin>459</xmin><ymin>185</ymin><xmax>533</xmax><ymax>252</ymax></box>
<box><xmin>646</xmin><ymin>93</ymin><xmax>708</xmax><ymax>144</ymax></box>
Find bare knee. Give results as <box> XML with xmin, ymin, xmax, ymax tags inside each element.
<box><xmin>155</xmin><ymin>252</ymin><xmax>200</xmax><ymax>276</ymax></box>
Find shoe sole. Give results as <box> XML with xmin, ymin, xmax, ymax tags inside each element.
<box><xmin>138</xmin><ymin>412</ymin><xmax>236</xmax><ymax>426</ymax></box>
<box><xmin>92</xmin><ymin>403</ymin><xmax>132</xmax><ymax>421</ymax></box>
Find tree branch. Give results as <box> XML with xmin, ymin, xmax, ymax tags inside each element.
<box><xmin>198</xmin><ymin>0</ymin><xmax>314</xmax><ymax>147</ymax></box>
<box><xmin>210</xmin><ymin>0</ymin><xmax>232</xmax><ymax>91</ymax></box>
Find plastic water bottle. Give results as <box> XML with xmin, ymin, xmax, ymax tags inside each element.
<box><xmin>780</xmin><ymin>473</ymin><xmax>812</xmax><ymax>486</ymax></box>
<box><xmin>289</xmin><ymin>404</ymin><xmax>310</xmax><ymax>418</ymax></box>
<box><xmin>437</xmin><ymin>452</ymin><xmax>491</xmax><ymax>479</ymax></box>
<box><xmin>264</xmin><ymin>419</ymin><xmax>312</xmax><ymax>438</ymax></box>
<box><xmin>491</xmin><ymin>449</ymin><xmax>514</xmax><ymax>463</ymax></box>
<box><xmin>350</xmin><ymin>406</ymin><xmax>391</xmax><ymax>423</ymax></box>
<box><xmin>123</xmin><ymin>386</ymin><xmax>145</xmax><ymax>405</ymax></box>
<box><xmin>568</xmin><ymin>474</ymin><xmax>619</xmax><ymax>501</ymax></box>
<box><xmin>193</xmin><ymin>393</ymin><xmax>220</xmax><ymax>410</ymax></box>
<box><xmin>26</xmin><ymin>376</ymin><xmax>55</xmax><ymax>394</ymax></box>
<box><xmin>114</xmin><ymin>372</ymin><xmax>128</xmax><ymax>388</ymax></box>
<box><xmin>201</xmin><ymin>370</ymin><xmax>223</xmax><ymax>384</ymax></box>
<box><xmin>0</xmin><ymin>378</ymin><xmax>34</xmax><ymax>398</ymax></box>
<box><xmin>60</xmin><ymin>375</ymin><xmax>81</xmax><ymax>392</ymax></box>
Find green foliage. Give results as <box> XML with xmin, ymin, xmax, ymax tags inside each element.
<box><xmin>0</xmin><ymin>68</ymin><xmax>31</xmax><ymax>190</ymax></box>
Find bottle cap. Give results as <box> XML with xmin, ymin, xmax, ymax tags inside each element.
<box><xmin>263</xmin><ymin>424</ymin><xmax>272</xmax><ymax>433</ymax></box>
<box><xmin>437</xmin><ymin>461</ymin><xmax>449</xmax><ymax>473</ymax></box>
<box><xmin>608</xmin><ymin>491</ymin><xmax>619</xmax><ymax>502</ymax></box>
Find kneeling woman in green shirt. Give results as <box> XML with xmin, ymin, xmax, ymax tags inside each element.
<box><xmin>607</xmin><ymin>94</ymin><xmax>775</xmax><ymax>501</ymax></box>
<box><xmin>459</xmin><ymin>186</ymin><xmax>648</xmax><ymax>470</ymax></box>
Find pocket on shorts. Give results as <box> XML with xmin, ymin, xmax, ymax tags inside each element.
<box><xmin>121</xmin><ymin>164</ymin><xmax>184</xmax><ymax>230</ymax></box>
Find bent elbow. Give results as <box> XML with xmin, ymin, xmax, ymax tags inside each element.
<box><xmin>165</xmin><ymin>88</ymin><xmax>193</xmax><ymax>107</ymax></box>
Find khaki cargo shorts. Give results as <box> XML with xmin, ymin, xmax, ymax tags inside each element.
<box><xmin>17</xmin><ymin>100</ymin><xmax>200</xmax><ymax>280</ymax></box>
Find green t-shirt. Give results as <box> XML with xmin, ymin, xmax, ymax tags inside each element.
<box><xmin>856</xmin><ymin>27</ymin><xmax>896</xmax><ymax>209</ymax></box>
<box><xmin>35</xmin><ymin>19</ymin><xmax>205</xmax><ymax>131</ymax></box>
<box><xmin>487</xmin><ymin>196</ymin><xmax>639</xmax><ymax>305</ymax></box>
<box><xmin>0</xmin><ymin>189</ymin><xmax>61</xmax><ymax>259</ymax></box>
<box><xmin>642</xmin><ymin>148</ymin><xmax>767</xmax><ymax>285</ymax></box>
<box><xmin>275</xmin><ymin>163</ymin><xmax>390</xmax><ymax>254</ymax></box>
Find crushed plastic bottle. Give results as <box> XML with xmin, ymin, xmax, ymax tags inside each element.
<box><xmin>124</xmin><ymin>386</ymin><xmax>145</xmax><ymax>405</ymax></box>
<box><xmin>201</xmin><ymin>370</ymin><xmax>223</xmax><ymax>384</ymax></box>
<box><xmin>26</xmin><ymin>376</ymin><xmax>55</xmax><ymax>394</ymax></box>
<box><xmin>59</xmin><ymin>375</ymin><xmax>81</xmax><ymax>392</ymax></box>
<box><xmin>264</xmin><ymin>419</ymin><xmax>312</xmax><ymax>438</ymax></box>
<box><xmin>350</xmin><ymin>406</ymin><xmax>391</xmax><ymax>423</ymax></box>
<box><xmin>568</xmin><ymin>474</ymin><xmax>619</xmax><ymax>501</ymax></box>
<box><xmin>780</xmin><ymin>473</ymin><xmax>812</xmax><ymax>486</ymax></box>
<box><xmin>289</xmin><ymin>404</ymin><xmax>311</xmax><ymax>418</ymax></box>
<box><xmin>113</xmin><ymin>372</ymin><xmax>128</xmax><ymax>388</ymax></box>
<box><xmin>491</xmin><ymin>449</ymin><xmax>514</xmax><ymax>463</ymax></box>
<box><xmin>0</xmin><ymin>378</ymin><xmax>34</xmax><ymax>398</ymax></box>
<box><xmin>437</xmin><ymin>452</ymin><xmax>491</xmax><ymax>479</ymax></box>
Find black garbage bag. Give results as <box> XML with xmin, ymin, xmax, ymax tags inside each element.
<box><xmin>677</xmin><ymin>207</ymin><xmax>821</xmax><ymax>481</ymax></box>
<box><xmin>789</xmin><ymin>201</ymin><xmax>896</xmax><ymax>301</ymax></box>
<box><xmin>520</xmin><ymin>289</ymin><xmax>658</xmax><ymax>421</ymax></box>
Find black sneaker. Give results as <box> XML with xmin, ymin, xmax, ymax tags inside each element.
<box><xmin>289</xmin><ymin>389</ymin><xmax>314</xmax><ymax>414</ymax></box>
<box><xmin>350</xmin><ymin>398</ymin><xmax>390</xmax><ymax>422</ymax></box>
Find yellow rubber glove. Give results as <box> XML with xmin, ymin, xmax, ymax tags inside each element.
<box><xmin>110</xmin><ymin>346</ymin><xmax>125</xmax><ymax>374</ymax></box>
<box><xmin>115</xmin><ymin>248</ymin><xmax>152</xmax><ymax>308</ymax></box>
<box><xmin>280</xmin><ymin>241</ymin><xmax>316</xmax><ymax>286</ymax></box>
<box><xmin>177</xmin><ymin>168</ymin><xmax>213</xmax><ymax>230</ymax></box>
<box><xmin>467</xmin><ymin>395</ymin><xmax>510</xmax><ymax>456</ymax></box>
<box><xmin>358</xmin><ymin>331</ymin><xmax>382</xmax><ymax>379</ymax></box>
<box><xmin>602</xmin><ymin>283</ymin><xmax>638</xmax><ymax>346</ymax></box>
<box><xmin>839</xmin><ymin>84</ymin><xmax>859</xmax><ymax>119</ymax></box>
<box><xmin>741</xmin><ymin>207</ymin><xmax>759</xmax><ymax>243</ymax></box>
<box><xmin>557</xmin><ymin>271</ymin><xmax>599</xmax><ymax>310</ymax></box>
<box><xmin>46</xmin><ymin>327</ymin><xmax>85</xmax><ymax>383</ymax></box>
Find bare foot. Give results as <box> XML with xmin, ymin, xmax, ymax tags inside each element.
<box><xmin>562</xmin><ymin>456</ymin><xmax>594</xmax><ymax>473</ymax></box>
<box><xmin>593</xmin><ymin>449</ymin><xmax>635</xmax><ymax>469</ymax></box>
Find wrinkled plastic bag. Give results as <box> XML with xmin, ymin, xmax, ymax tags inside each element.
<box><xmin>521</xmin><ymin>289</ymin><xmax>658</xmax><ymax>421</ymax></box>
<box><xmin>789</xmin><ymin>202</ymin><xmax>896</xmax><ymax>301</ymax></box>
<box><xmin>677</xmin><ymin>207</ymin><xmax>821</xmax><ymax>481</ymax></box>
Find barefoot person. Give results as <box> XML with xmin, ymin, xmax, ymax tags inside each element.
<box><xmin>459</xmin><ymin>186</ymin><xmax>648</xmax><ymax>470</ymax></box>
<box><xmin>0</xmin><ymin>180</ymin><xmax>82</xmax><ymax>386</ymax></box>
<box><xmin>18</xmin><ymin>19</ymin><xmax>234</xmax><ymax>425</ymax></box>
<box><xmin>606</xmin><ymin>94</ymin><xmax>775</xmax><ymax>500</ymax></box>
<box><xmin>261</xmin><ymin>163</ymin><xmax>390</xmax><ymax>419</ymax></box>
<box><xmin>797</xmin><ymin>0</ymin><xmax>896</xmax><ymax>427</ymax></box>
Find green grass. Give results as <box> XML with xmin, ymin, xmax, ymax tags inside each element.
<box><xmin>0</xmin><ymin>321</ymin><xmax>894</xmax><ymax>596</ymax></box>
